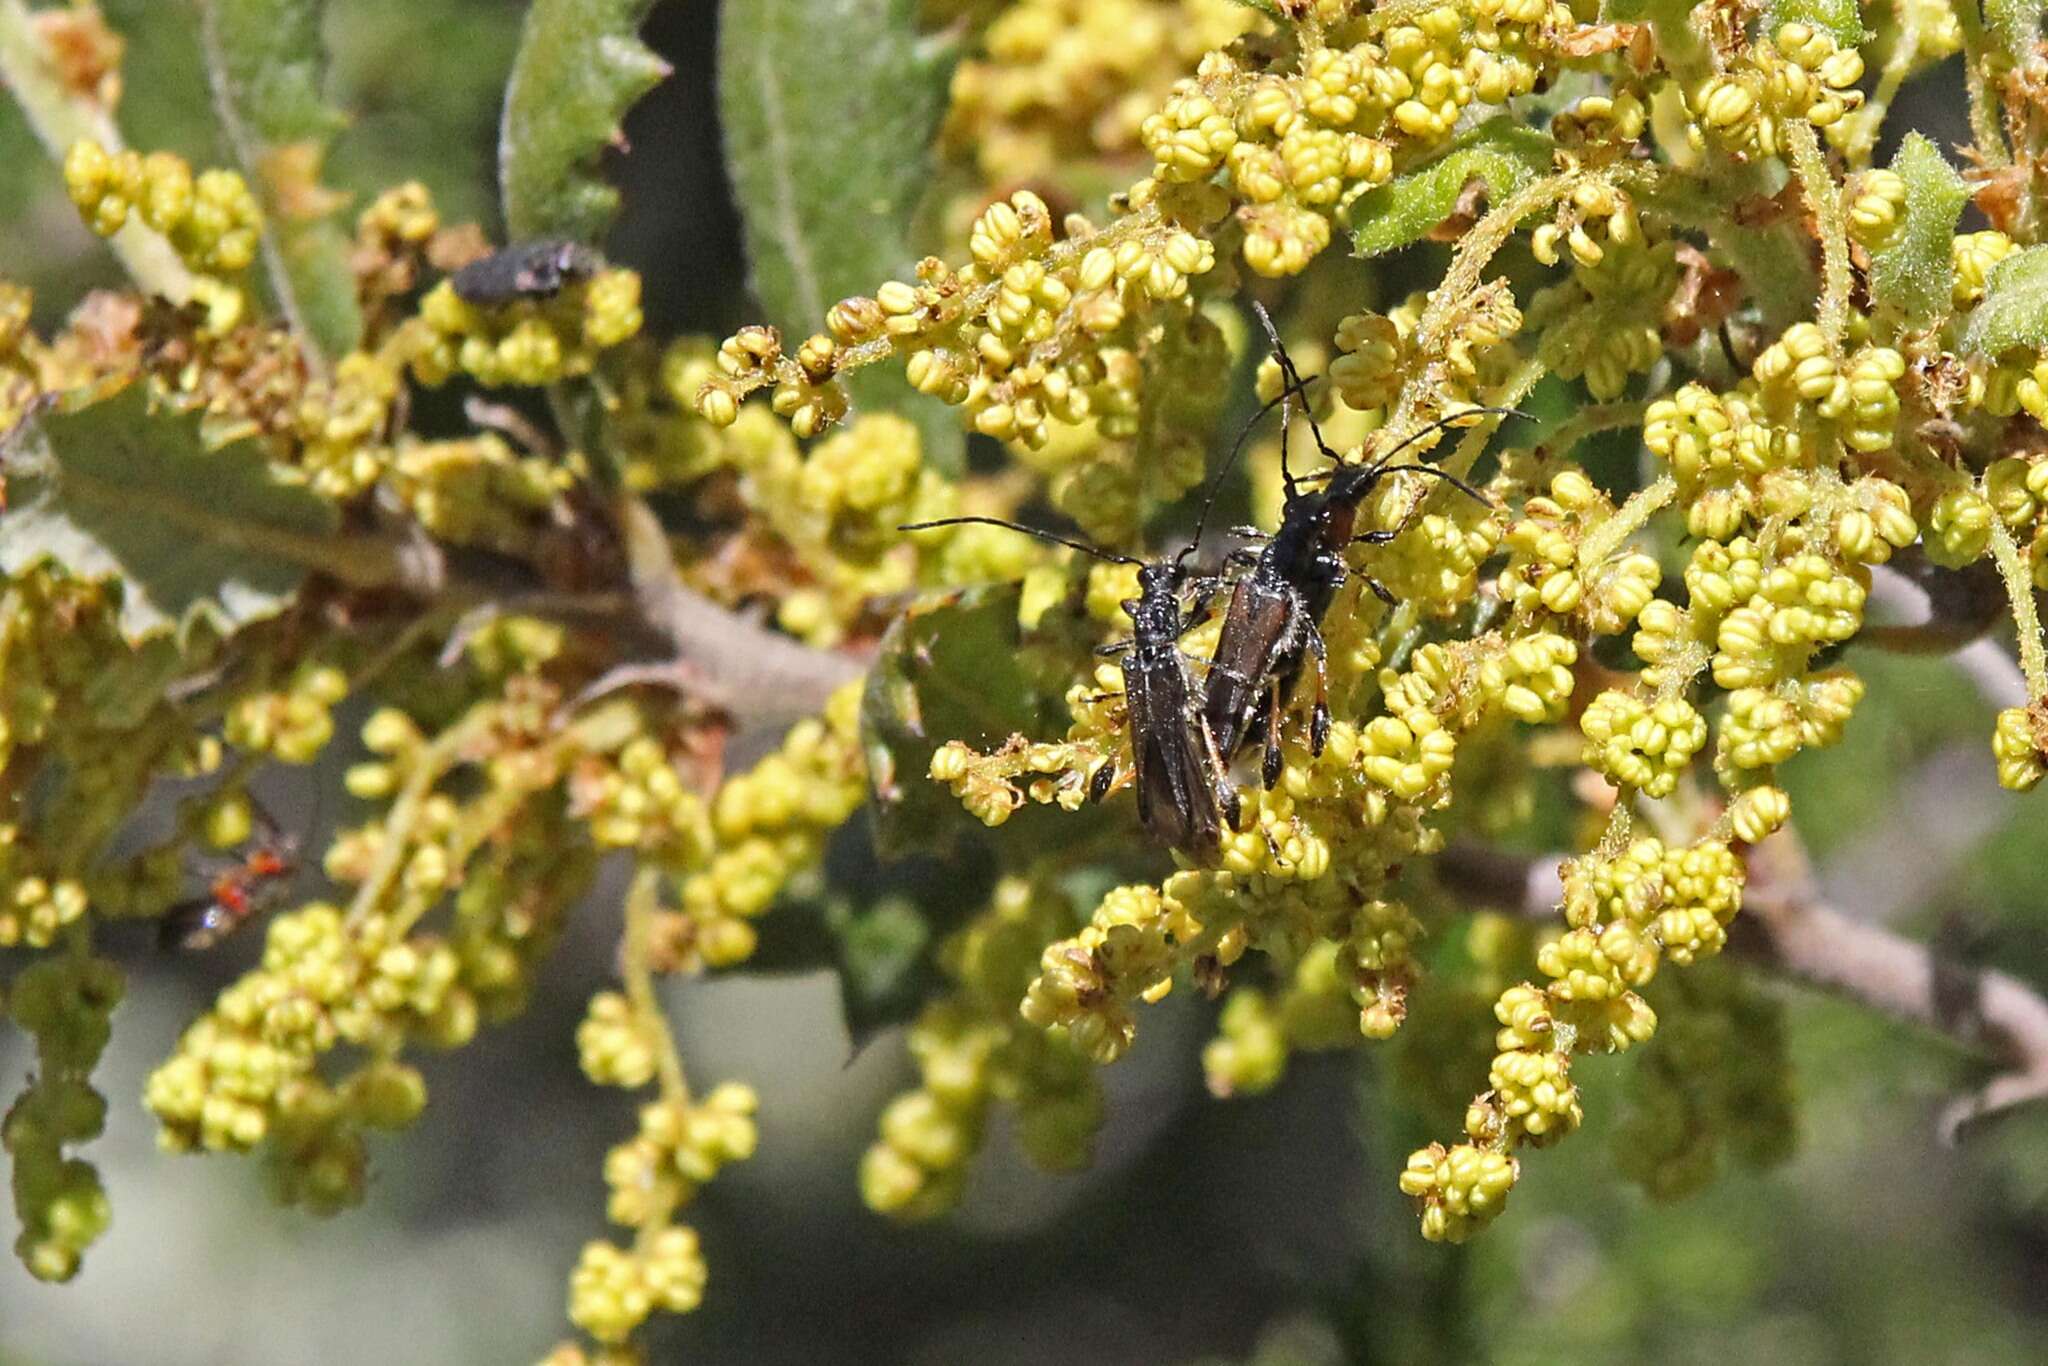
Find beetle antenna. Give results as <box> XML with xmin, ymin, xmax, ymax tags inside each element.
<box><xmin>1180</xmin><ymin>370</ymin><xmax>1320</xmax><ymax>568</ymax></box>
<box><xmin>1293</xmin><ymin>405</ymin><xmax>1530</xmax><ymax>493</ymax></box>
<box><xmin>1371</xmin><ymin>405</ymin><xmax>1531</xmax><ymax>469</ymax></box>
<box><xmin>1358</xmin><ymin>461</ymin><xmax>1493</xmax><ymax>508</ymax></box>
<box><xmin>1252</xmin><ymin>302</ymin><xmax>1350</xmax><ymax>493</ymax></box>
<box><xmin>899</xmin><ymin>516</ymin><xmax>1145</xmax><ymax>567</ymax></box>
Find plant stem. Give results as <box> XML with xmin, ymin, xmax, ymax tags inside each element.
<box><xmin>1578</xmin><ymin>473</ymin><xmax>1677</xmax><ymax>572</ymax></box>
<box><xmin>624</xmin><ymin>863</ymin><xmax>690</xmax><ymax>1105</ymax></box>
<box><xmin>1788</xmin><ymin>120</ymin><xmax>1850</xmax><ymax>352</ymax></box>
<box><xmin>0</xmin><ymin>0</ymin><xmax>194</xmax><ymax>302</ymax></box>
<box><xmin>1952</xmin><ymin>0</ymin><xmax>2011</xmax><ymax>169</ymax></box>
<box><xmin>1987</xmin><ymin>518</ymin><xmax>2048</xmax><ymax>701</ymax></box>
<box><xmin>344</xmin><ymin>705</ymin><xmax>497</xmax><ymax>929</ymax></box>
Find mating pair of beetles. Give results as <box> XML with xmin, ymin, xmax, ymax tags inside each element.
<box><xmin>906</xmin><ymin>307</ymin><xmax>1519</xmax><ymax>864</ymax></box>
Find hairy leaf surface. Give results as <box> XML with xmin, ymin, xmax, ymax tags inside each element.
<box><xmin>499</xmin><ymin>0</ymin><xmax>670</xmax><ymax>242</ymax></box>
<box><xmin>0</xmin><ymin>387</ymin><xmax>338</xmax><ymax>643</ymax></box>
<box><xmin>1986</xmin><ymin>0</ymin><xmax>2045</xmax><ymax>62</ymax></box>
<box><xmin>1348</xmin><ymin>118</ymin><xmax>1551</xmax><ymax>258</ymax></box>
<box><xmin>1765</xmin><ymin>0</ymin><xmax>1867</xmax><ymax>45</ymax></box>
<box><xmin>1869</xmin><ymin>133</ymin><xmax>1967</xmax><ymax>326</ymax></box>
<box><xmin>1963</xmin><ymin>246</ymin><xmax>2048</xmax><ymax>357</ymax></box>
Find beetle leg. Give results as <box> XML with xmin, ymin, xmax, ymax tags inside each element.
<box><xmin>1261</xmin><ymin>677</ymin><xmax>1286</xmax><ymax>788</ymax></box>
<box><xmin>1361</xmin><ymin>574</ymin><xmax>1398</xmax><ymax>606</ymax></box>
<box><xmin>1351</xmin><ymin>529</ymin><xmax>1398</xmax><ymax>547</ymax></box>
<box><xmin>1095</xmin><ymin>636</ymin><xmax>1134</xmax><ymax>656</ymax></box>
<box><xmin>1306</xmin><ymin>623</ymin><xmax>1331</xmax><ymax>757</ymax></box>
<box><xmin>1197</xmin><ymin>714</ymin><xmax>1242</xmax><ymax>829</ymax></box>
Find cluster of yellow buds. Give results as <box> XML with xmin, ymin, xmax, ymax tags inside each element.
<box><xmin>1402</xmin><ymin>834</ymin><xmax>1745</xmax><ymax>1239</ymax></box>
<box><xmin>143</xmin><ymin>903</ymin><xmax>469</xmax><ymax>1184</ymax></box>
<box><xmin>602</xmin><ymin>1085</ymin><xmax>759</xmax><ymax>1226</ymax></box>
<box><xmin>1528</xmin><ymin>185</ymin><xmax>1676</xmax><ymax>399</ymax></box>
<box><xmin>289</xmin><ymin>351</ymin><xmax>403</xmax><ymax>498</ymax></box>
<box><xmin>0</xmin><ymin>860</ymin><xmax>89</xmax><ymax>949</ymax></box>
<box><xmin>384</xmin><ymin>434</ymin><xmax>570</xmax><ymax>556</ymax></box>
<box><xmin>223</xmin><ymin>662</ymin><xmax>349</xmax><ymax>764</ymax></box>
<box><xmin>1498</xmin><ymin>470</ymin><xmax>1663</xmax><ymax>634</ymax></box>
<box><xmin>1019</xmin><ymin>881</ymin><xmax>1190</xmax><ymax>1064</ymax></box>
<box><xmin>1644</xmin><ymin>383</ymin><xmax>1784</xmax><ymax>541</ymax></box>
<box><xmin>717</xmin><ymin>412</ymin><xmax>958</xmax><ymax>645</ymax></box>
<box><xmin>1579</xmin><ymin>690</ymin><xmax>1709</xmax><ymax>799</ymax></box>
<box><xmin>1144</xmin><ymin>2</ymin><xmax>1568</xmax><ymax>275</ymax></box>
<box><xmin>570</xmin><ymin>734</ymin><xmax>715</xmax><ymax>869</ymax></box>
<box><xmin>862</xmin><ymin>884</ymin><xmax>1103</xmax><ymax>1219</ymax></box>
<box><xmin>930</xmin><ymin>727</ymin><xmax>1114</xmax><ymax>828</ymax></box>
<box><xmin>4</xmin><ymin>953</ymin><xmax>123</xmax><ymax>1281</ymax></box>
<box><xmin>350</xmin><ymin>181</ymin><xmax>445</xmax><ymax>308</ymax></box>
<box><xmin>63</xmin><ymin>140</ymin><xmax>262</xmax><ymax>275</ymax></box>
<box><xmin>1994</xmin><ymin>705</ymin><xmax>2048</xmax><ymax>792</ymax></box>
<box><xmin>1356</xmin><ymin>478</ymin><xmax>1505</xmax><ymax>613</ymax></box>
<box><xmin>1750</xmin><ymin>326</ymin><xmax>1907</xmax><ymax>456</ymax></box>
<box><xmin>1688</xmin><ymin>23</ymin><xmax>1865</xmax><ymax>157</ymax></box>
<box><xmin>697</xmin><ymin>187</ymin><xmax>1215</xmax><ymax>454</ymax></box>
<box><xmin>1846</xmin><ymin>167</ymin><xmax>1908</xmax><ymax>253</ymax></box>
<box><xmin>1715</xmin><ymin>674</ymin><xmax>1864</xmax><ymax>775</ymax></box>
<box><xmin>1953</xmin><ymin>229</ymin><xmax>2019</xmax><ymax>310</ymax></box>
<box><xmin>1201</xmin><ymin>941</ymin><xmax>1362</xmax><ymax>1096</ymax></box>
<box><xmin>404</xmin><ymin>267</ymin><xmax>643</xmax><ymax>389</ymax></box>
<box><xmin>1330</xmin><ymin>284</ymin><xmax>1523</xmax><ymax>416</ymax></box>
<box><xmin>567</xmin><ymin>1230</ymin><xmax>708</xmax><ymax>1345</ymax></box>
<box><xmin>1399</xmin><ymin>1141</ymin><xmax>1518</xmax><ymax>1244</ymax></box>
<box><xmin>941</xmin><ymin>0</ymin><xmax>1254</xmax><ymax>188</ymax></box>
<box><xmin>668</xmin><ymin>681</ymin><xmax>868</xmax><ymax>962</ymax></box>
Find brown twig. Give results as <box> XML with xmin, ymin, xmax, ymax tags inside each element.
<box><xmin>261</xmin><ymin>494</ymin><xmax>862</xmax><ymax>728</ymax></box>
<box><xmin>1438</xmin><ymin>832</ymin><xmax>2048</xmax><ymax>1143</ymax></box>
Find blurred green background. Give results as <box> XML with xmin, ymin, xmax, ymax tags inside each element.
<box><xmin>4</xmin><ymin>4</ymin><xmax>2048</xmax><ymax>1363</ymax></box>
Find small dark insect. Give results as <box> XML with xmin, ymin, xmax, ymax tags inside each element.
<box><xmin>899</xmin><ymin>517</ymin><xmax>1240</xmax><ymax>861</ymax></box>
<box><xmin>1203</xmin><ymin>305</ymin><xmax>1519</xmax><ymax>788</ymax></box>
<box><xmin>158</xmin><ymin>806</ymin><xmax>300</xmax><ymax>952</ymax></box>
<box><xmin>449</xmin><ymin>238</ymin><xmax>603</xmax><ymax>306</ymax></box>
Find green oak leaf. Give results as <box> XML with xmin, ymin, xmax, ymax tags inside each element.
<box><xmin>197</xmin><ymin>0</ymin><xmax>362</xmax><ymax>360</ymax></box>
<box><xmin>1869</xmin><ymin>133</ymin><xmax>1968</xmax><ymax>327</ymax></box>
<box><xmin>1766</xmin><ymin>0</ymin><xmax>1867</xmax><ymax>46</ymax></box>
<box><xmin>1962</xmin><ymin>246</ymin><xmax>2048</xmax><ymax>358</ymax></box>
<box><xmin>0</xmin><ymin>386</ymin><xmax>338</xmax><ymax>644</ymax></box>
<box><xmin>860</xmin><ymin>583</ymin><xmax>1097</xmax><ymax>859</ymax></box>
<box><xmin>499</xmin><ymin>0</ymin><xmax>671</xmax><ymax>242</ymax></box>
<box><xmin>1347</xmin><ymin>117</ymin><xmax>1552</xmax><ymax>258</ymax></box>
<box><xmin>718</xmin><ymin>0</ymin><xmax>964</xmax><ymax>473</ymax></box>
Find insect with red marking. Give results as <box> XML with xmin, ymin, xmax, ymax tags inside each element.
<box><xmin>158</xmin><ymin>804</ymin><xmax>301</xmax><ymax>952</ymax></box>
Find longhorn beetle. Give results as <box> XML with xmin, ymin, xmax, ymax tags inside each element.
<box><xmin>897</xmin><ymin>374</ymin><xmax>1316</xmax><ymax>856</ymax></box>
<box><xmin>896</xmin><ymin>517</ymin><xmax>1241</xmax><ymax>860</ymax></box>
<box><xmin>1202</xmin><ymin>304</ymin><xmax>1523</xmax><ymax>788</ymax></box>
